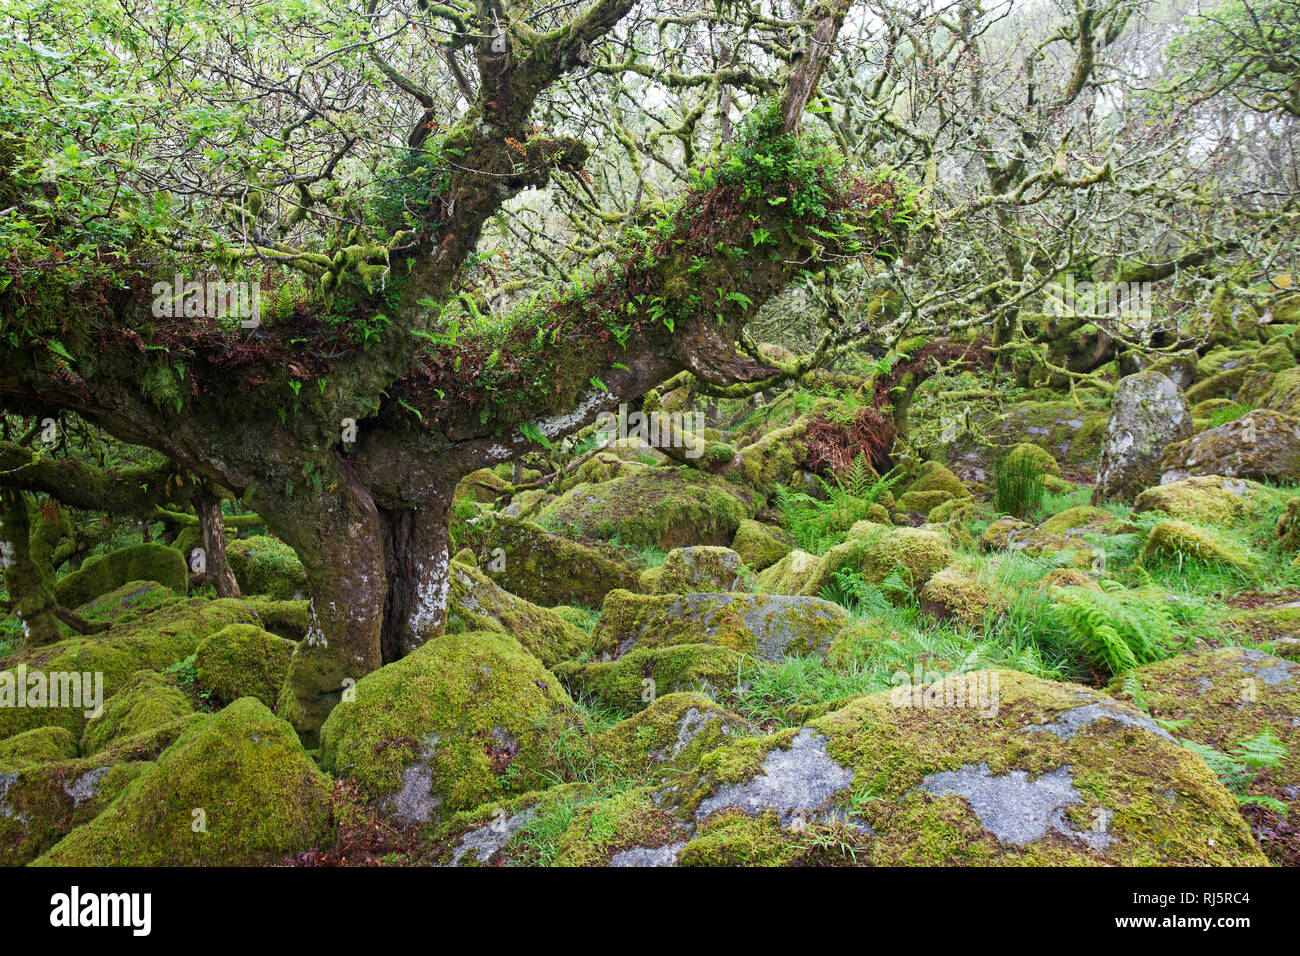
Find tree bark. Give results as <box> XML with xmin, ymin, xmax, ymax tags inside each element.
<box><xmin>195</xmin><ymin>486</ymin><xmax>240</xmax><ymax>599</ymax></box>
<box><xmin>0</xmin><ymin>489</ymin><xmax>62</xmax><ymax>646</ymax></box>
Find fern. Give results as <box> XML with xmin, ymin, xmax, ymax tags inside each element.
<box><xmin>1182</xmin><ymin>726</ymin><xmax>1291</xmax><ymax>817</ymax></box>
<box><xmin>1053</xmin><ymin>583</ymin><xmax>1177</xmax><ymax>676</ymax></box>
<box><xmin>775</xmin><ymin>456</ymin><xmax>902</xmax><ymax>554</ymax></box>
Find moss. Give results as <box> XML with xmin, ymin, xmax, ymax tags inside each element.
<box><xmin>1277</xmin><ymin>497</ymin><xmax>1300</xmax><ymax>552</ymax></box>
<box><xmin>859</xmin><ymin>526</ymin><xmax>954</xmax><ymax>592</ymax></box>
<box><xmin>1139</xmin><ymin>519</ymin><xmax>1255</xmax><ymax>575</ymax></box>
<box><xmin>654</xmin><ymin>670</ymin><xmax>1265</xmax><ymax>865</ymax></box>
<box><xmin>594</xmin><ymin>694</ymin><xmax>757</xmax><ymax>780</ymax></box>
<box><xmin>979</xmin><ymin>517</ymin><xmax>1090</xmax><ymax>566</ymax></box>
<box><xmin>243</xmin><ymin>597</ymin><xmax>310</xmax><ymax>642</ymax></box>
<box><xmin>906</xmin><ymin>460</ymin><xmax>973</xmax><ymax>497</ymax></box>
<box><xmin>895</xmin><ymin>489</ymin><xmax>954</xmax><ymax>516</ymax></box>
<box><xmin>453</xmin><ymin>512</ymin><xmax>639</xmax><ymax>607</ymax></box>
<box><xmin>755</xmin><ymin>548</ymin><xmax>823</xmax><ymax>596</ymax></box>
<box><xmin>928</xmin><ymin>497</ymin><xmax>979</xmax><ymax>524</ymax></box>
<box><xmin>702</xmin><ymin>442</ymin><xmax>738</xmax><ymax>469</ymax></box>
<box><xmin>1038</xmin><ymin>506</ymin><xmax>1120</xmax><ymax>537</ymax></box>
<box><xmin>1039</xmin><ymin>567</ymin><xmax>1103</xmax><ymax>593</ymax></box>
<box><xmin>35</xmin><ymin>698</ymin><xmax>331</xmax><ymax>866</ymax></box>
<box><xmin>447</xmin><ymin>562</ymin><xmax>591</xmax><ymax>666</ymax></box>
<box><xmin>553</xmin><ymin>643</ymin><xmax>745</xmax><ymax>715</ymax></box>
<box><xmin>1217</xmin><ymin>605</ymin><xmax>1300</xmax><ymax>643</ymax></box>
<box><xmin>453</xmin><ymin>467</ymin><xmax>512</xmax><ymax>505</ymax></box>
<box><xmin>919</xmin><ymin>560</ymin><xmax>1005</xmax><ymax>623</ymax></box>
<box><xmin>225</xmin><ymin>535</ymin><xmax>309</xmax><ymax>600</ymax></box>
<box><xmin>1186</xmin><ymin>366</ymin><xmax>1250</xmax><ymax>404</ymax></box>
<box><xmin>194</xmin><ymin>623</ymin><xmax>295</xmax><ymax>709</ymax></box>
<box><xmin>961</xmin><ymin>400</ymin><xmax>1110</xmax><ymax>468</ymax></box>
<box><xmin>537</xmin><ymin>466</ymin><xmax>756</xmax><ymax>549</ymax></box>
<box><xmin>592</xmin><ymin>589</ymin><xmax>848</xmax><ymax>661</ymax></box>
<box><xmin>76</xmin><ymin>580</ymin><xmax>178</xmax><ymax>626</ymax></box>
<box><xmin>823</xmin><ymin>617</ymin><xmax>899</xmax><ymax>671</ymax></box>
<box><xmin>1</xmin><ymin>755</ymin><xmax>149</xmax><ymax>865</ymax></box>
<box><xmin>1133</xmin><ymin>475</ymin><xmax>1291</xmax><ymax>527</ymax></box>
<box><xmin>735</xmin><ymin>414</ymin><xmax>814</xmax><ymax>489</ymax></box>
<box><xmin>79</xmin><ymin>670</ymin><xmax>193</xmax><ymax>756</ymax></box>
<box><xmin>650</xmin><ymin>546</ymin><xmax>746</xmax><ymax>594</ymax></box>
<box><xmin>0</xmin><ymin>597</ymin><xmax>258</xmax><ymax>741</ymax></box>
<box><xmin>319</xmin><ymin>631</ymin><xmax>584</xmax><ymax>822</ymax></box>
<box><xmin>56</xmin><ymin>543</ymin><xmax>188</xmax><ymax>610</ymax></box>
<box><xmin>0</xmin><ymin>725</ymin><xmax>78</xmax><ymax>768</ymax></box>
<box><xmin>1114</xmin><ymin>647</ymin><xmax>1300</xmax><ymax>847</ymax></box>
<box><xmin>730</xmin><ymin>519</ymin><xmax>793</xmax><ymax>571</ymax></box>
<box><xmin>551</xmin><ymin>786</ymin><xmax>682</xmax><ymax>866</ymax></box>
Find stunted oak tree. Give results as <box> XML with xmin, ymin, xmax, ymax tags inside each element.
<box><xmin>0</xmin><ymin>0</ymin><xmax>913</xmax><ymax>736</ymax></box>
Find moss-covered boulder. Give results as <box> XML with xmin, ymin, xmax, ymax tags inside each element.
<box><xmin>0</xmin><ymin>597</ymin><xmax>258</xmax><ymax>742</ymax></box>
<box><xmin>919</xmin><ymin>560</ymin><xmax>1007</xmax><ymax>623</ymax></box>
<box><xmin>1139</xmin><ymin>520</ymin><xmax>1255</xmax><ymax>575</ymax></box>
<box><xmin>1133</xmin><ymin>475</ymin><xmax>1290</xmax><ymax>527</ymax></box>
<box><xmin>35</xmin><ymin>698</ymin><xmax>331</xmax><ymax>866</ymax></box>
<box><xmin>1160</xmin><ymin>409</ymin><xmax>1300</xmax><ymax>484</ymax></box>
<box><xmin>79</xmin><ymin>670</ymin><xmax>193</xmax><ymax>757</ymax></box>
<box><xmin>1278</xmin><ymin>497</ymin><xmax>1300</xmax><ymax>552</ymax></box>
<box><xmin>618</xmin><ymin>671</ymin><xmax>1266</xmax><ymax>865</ymax></box>
<box><xmin>1</xmin><ymin>754</ymin><xmax>149</xmax><ymax>866</ymax></box>
<box><xmin>453</xmin><ymin>467</ymin><xmax>511</xmax><ymax>505</ymax></box>
<box><xmin>74</xmin><ymin>580</ymin><xmax>176</xmax><ymax>625</ymax></box>
<box><xmin>595</xmin><ymin>693</ymin><xmax>758</xmax><ymax>778</ymax></box>
<box><xmin>958</xmin><ymin>400</ymin><xmax>1110</xmax><ymax>470</ymax></box>
<box><xmin>1114</xmin><ymin>648</ymin><xmax>1299</xmax><ymax>860</ymax></box>
<box><xmin>0</xmin><ymin>725</ymin><xmax>78</xmax><ymax>767</ymax></box>
<box><xmin>452</xmin><ymin>513</ymin><xmax>639</xmax><ymax>607</ymax></box>
<box><xmin>645</xmin><ymin>547</ymin><xmax>746</xmax><ymax>594</ymax></box>
<box><xmin>593</xmin><ymin>589</ymin><xmax>848</xmax><ymax>661</ymax></box>
<box><xmin>447</xmin><ymin>561</ymin><xmax>591</xmax><ymax>666</ymax></box>
<box><xmin>553</xmin><ymin>643</ymin><xmax>745</xmax><ymax>714</ymax></box>
<box><xmin>1038</xmin><ymin>506</ymin><xmax>1121</xmax><ymax>537</ymax></box>
<box><xmin>858</xmin><ymin>526</ymin><xmax>954</xmax><ymax>592</ymax></box>
<box><xmin>55</xmin><ymin>543</ymin><xmax>188</xmax><ymax>610</ymax></box>
<box><xmin>537</xmin><ymin>466</ymin><xmax>756</xmax><ymax>550</ymax></box>
<box><xmin>1092</xmin><ymin>371</ymin><xmax>1192</xmax><ymax>504</ymax></box>
<box><xmin>225</xmin><ymin>535</ymin><xmax>309</xmax><ymax>600</ymax></box>
<box><xmin>319</xmin><ymin>631</ymin><xmax>584</xmax><ymax>823</ymax></box>
<box><xmin>1250</xmin><ymin>365</ymin><xmax>1300</xmax><ymax>418</ymax></box>
<box><xmin>194</xmin><ymin>623</ymin><xmax>295</xmax><ymax>709</ymax></box>
<box><xmin>979</xmin><ymin>517</ymin><xmax>1090</xmax><ymax>566</ymax></box>
<box><xmin>755</xmin><ymin>548</ymin><xmax>823</xmax><ymax>595</ymax></box>
<box><xmin>730</xmin><ymin>519</ymin><xmax>793</xmax><ymax>571</ymax></box>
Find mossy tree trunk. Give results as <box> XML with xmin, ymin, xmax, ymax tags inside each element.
<box><xmin>0</xmin><ymin>488</ymin><xmax>62</xmax><ymax>646</ymax></box>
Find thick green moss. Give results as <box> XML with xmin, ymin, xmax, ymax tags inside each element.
<box><xmin>194</xmin><ymin>623</ymin><xmax>295</xmax><ymax>709</ymax></box>
<box><xmin>1133</xmin><ymin>475</ymin><xmax>1290</xmax><ymax>527</ymax></box>
<box><xmin>0</xmin><ymin>597</ymin><xmax>258</xmax><ymax>741</ymax></box>
<box><xmin>319</xmin><ymin>631</ymin><xmax>584</xmax><ymax>823</ymax></box>
<box><xmin>593</xmin><ymin>693</ymin><xmax>758</xmax><ymax>779</ymax></box>
<box><xmin>1039</xmin><ymin>506</ymin><xmax>1120</xmax><ymax>537</ymax></box>
<box><xmin>35</xmin><ymin>697</ymin><xmax>331</xmax><ymax>866</ymax></box>
<box><xmin>56</xmin><ymin>543</ymin><xmax>188</xmax><ymax>610</ymax></box>
<box><xmin>454</xmin><ymin>512</ymin><xmax>640</xmax><ymax>607</ymax></box>
<box><xmin>537</xmin><ymin>466</ymin><xmax>756</xmax><ymax>549</ymax></box>
<box><xmin>592</xmin><ymin>589</ymin><xmax>848</xmax><ymax>661</ymax></box>
<box><xmin>0</xmin><ymin>725</ymin><xmax>77</xmax><ymax>767</ymax></box>
<box><xmin>651</xmin><ymin>670</ymin><xmax>1266</xmax><ymax>866</ymax></box>
<box><xmin>1114</xmin><ymin>647</ymin><xmax>1299</xmax><ymax>855</ymax></box>
<box><xmin>447</xmin><ymin>562</ymin><xmax>592</xmax><ymax>666</ymax></box>
<box><xmin>979</xmin><ymin>517</ymin><xmax>1090</xmax><ymax>566</ymax></box>
<box><xmin>1</xmin><ymin>755</ymin><xmax>149</xmax><ymax>865</ymax></box>
<box><xmin>225</xmin><ymin>535</ymin><xmax>309</xmax><ymax>600</ymax></box>
<box><xmin>648</xmin><ymin>547</ymin><xmax>746</xmax><ymax>594</ymax></box>
<box><xmin>918</xmin><ymin>560</ymin><xmax>1006</xmax><ymax>623</ymax></box>
<box><xmin>243</xmin><ymin>597</ymin><xmax>310</xmax><ymax>642</ymax></box>
<box><xmin>859</xmin><ymin>526</ymin><xmax>955</xmax><ymax>592</ymax></box>
<box><xmin>553</xmin><ymin>643</ymin><xmax>745</xmax><ymax>715</ymax></box>
<box><xmin>1139</xmin><ymin>519</ymin><xmax>1255</xmax><ymax>575</ymax></box>
<box><xmin>75</xmin><ymin>580</ymin><xmax>178</xmax><ymax>625</ymax></box>
<box><xmin>79</xmin><ymin>669</ymin><xmax>193</xmax><ymax>756</ymax></box>
<box><xmin>730</xmin><ymin>519</ymin><xmax>793</xmax><ymax>571</ymax></box>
